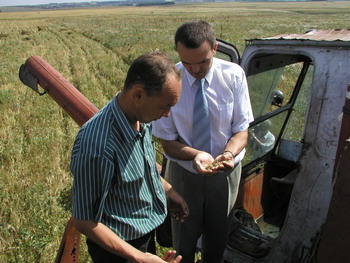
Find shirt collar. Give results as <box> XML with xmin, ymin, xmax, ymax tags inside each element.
<box><xmin>111</xmin><ymin>92</ymin><xmax>147</xmax><ymax>144</ymax></box>
<box><xmin>184</xmin><ymin>57</ymin><xmax>216</xmax><ymax>87</ymax></box>
<box><xmin>205</xmin><ymin>57</ymin><xmax>215</xmax><ymax>84</ymax></box>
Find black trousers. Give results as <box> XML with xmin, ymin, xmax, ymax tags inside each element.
<box><xmin>86</xmin><ymin>231</ymin><xmax>153</xmax><ymax>263</ymax></box>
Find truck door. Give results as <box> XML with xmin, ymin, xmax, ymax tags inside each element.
<box><xmin>216</xmin><ymin>39</ymin><xmax>313</xmax><ymax>235</ymax></box>
<box><xmin>216</xmin><ymin>38</ymin><xmax>240</xmax><ymax>64</ymax></box>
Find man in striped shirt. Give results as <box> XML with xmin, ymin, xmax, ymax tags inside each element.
<box><xmin>71</xmin><ymin>51</ymin><xmax>189</xmax><ymax>263</ymax></box>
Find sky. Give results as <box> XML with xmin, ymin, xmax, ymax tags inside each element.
<box><xmin>0</xmin><ymin>0</ymin><xmax>110</xmax><ymax>7</ymax></box>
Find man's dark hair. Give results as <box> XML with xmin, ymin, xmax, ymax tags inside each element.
<box><xmin>124</xmin><ymin>51</ymin><xmax>181</xmax><ymax>96</ymax></box>
<box><xmin>174</xmin><ymin>20</ymin><xmax>216</xmax><ymax>49</ymax></box>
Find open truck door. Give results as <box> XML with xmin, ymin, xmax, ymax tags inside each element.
<box><xmin>216</xmin><ymin>37</ymin><xmax>312</xmax><ymax>220</ymax></box>
<box><xmin>216</xmin><ymin>38</ymin><xmax>240</xmax><ymax>64</ymax></box>
<box><xmin>216</xmin><ymin>37</ymin><xmax>314</xmax><ymax>261</ymax></box>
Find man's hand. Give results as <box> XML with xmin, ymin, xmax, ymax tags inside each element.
<box><xmin>166</xmin><ymin>187</ymin><xmax>189</xmax><ymax>222</ymax></box>
<box><xmin>140</xmin><ymin>251</ymin><xmax>182</xmax><ymax>263</ymax></box>
<box><xmin>200</xmin><ymin>151</ymin><xmax>236</xmax><ymax>173</ymax></box>
<box><xmin>162</xmin><ymin>250</ymin><xmax>182</xmax><ymax>263</ymax></box>
<box><xmin>213</xmin><ymin>151</ymin><xmax>235</xmax><ymax>170</ymax></box>
<box><xmin>193</xmin><ymin>151</ymin><xmax>215</xmax><ymax>175</ymax></box>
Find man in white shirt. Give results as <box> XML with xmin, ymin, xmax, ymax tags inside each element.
<box><xmin>153</xmin><ymin>20</ymin><xmax>253</xmax><ymax>263</ymax></box>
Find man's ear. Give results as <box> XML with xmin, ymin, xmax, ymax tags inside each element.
<box><xmin>131</xmin><ymin>84</ymin><xmax>145</xmax><ymax>105</ymax></box>
<box><xmin>213</xmin><ymin>43</ymin><xmax>218</xmax><ymax>54</ymax></box>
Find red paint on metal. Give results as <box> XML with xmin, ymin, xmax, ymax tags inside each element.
<box><xmin>235</xmin><ymin>171</ymin><xmax>264</xmax><ymax>219</ymax></box>
<box><xmin>55</xmin><ymin>217</ymin><xmax>80</xmax><ymax>263</ymax></box>
<box><xmin>24</xmin><ymin>56</ymin><xmax>99</xmax><ymax>126</ymax></box>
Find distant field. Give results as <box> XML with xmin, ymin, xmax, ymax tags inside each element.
<box><xmin>1</xmin><ymin>1</ymin><xmax>350</xmax><ymax>262</ymax></box>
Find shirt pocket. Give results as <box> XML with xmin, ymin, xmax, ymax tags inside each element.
<box><xmin>218</xmin><ymin>102</ymin><xmax>234</xmax><ymax>131</ymax></box>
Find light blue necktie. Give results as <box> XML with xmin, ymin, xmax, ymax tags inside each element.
<box><xmin>192</xmin><ymin>78</ymin><xmax>211</xmax><ymax>153</ymax></box>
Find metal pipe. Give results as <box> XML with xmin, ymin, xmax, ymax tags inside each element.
<box><xmin>19</xmin><ymin>55</ymin><xmax>99</xmax><ymax>126</ymax></box>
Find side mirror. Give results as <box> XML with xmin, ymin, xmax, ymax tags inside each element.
<box><xmin>272</xmin><ymin>90</ymin><xmax>285</xmax><ymax>107</ymax></box>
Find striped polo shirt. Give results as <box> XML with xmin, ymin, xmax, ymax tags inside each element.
<box><xmin>71</xmin><ymin>94</ymin><xmax>167</xmax><ymax>241</ymax></box>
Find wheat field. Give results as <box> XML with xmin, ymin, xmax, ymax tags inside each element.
<box><xmin>1</xmin><ymin>1</ymin><xmax>350</xmax><ymax>262</ymax></box>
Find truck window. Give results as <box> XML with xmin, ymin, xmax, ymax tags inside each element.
<box><xmin>243</xmin><ymin>54</ymin><xmax>313</xmax><ymax>166</ymax></box>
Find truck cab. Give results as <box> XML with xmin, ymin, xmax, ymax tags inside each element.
<box><xmin>216</xmin><ymin>29</ymin><xmax>350</xmax><ymax>262</ymax></box>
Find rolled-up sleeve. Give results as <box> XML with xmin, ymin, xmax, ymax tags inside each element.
<box><xmin>152</xmin><ymin>114</ymin><xmax>179</xmax><ymax>141</ymax></box>
<box><xmin>232</xmin><ymin>69</ymin><xmax>254</xmax><ymax>134</ymax></box>
<box><xmin>71</xmin><ymin>145</ymin><xmax>114</xmax><ymax>222</ymax></box>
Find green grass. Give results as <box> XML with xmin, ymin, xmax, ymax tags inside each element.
<box><xmin>1</xmin><ymin>1</ymin><xmax>350</xmax><ymax>262</ymax></box>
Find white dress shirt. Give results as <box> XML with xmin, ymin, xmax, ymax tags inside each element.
<box><xmin>152</xmin><ymin>57</ymin><xmax>253</xmax><ymax>173</ymax></box>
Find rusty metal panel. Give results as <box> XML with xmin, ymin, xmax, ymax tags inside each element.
<box><xmin>54</xmin><ymin>218</ymin><xmax>80</xmax><ymax>263</ymax></box>
<box><xmin>316</xmin><ymin>139</ymin><xmax>350</xmax><ymax>262</ymax></box>
<box><xmin>235</xmin><ymin>171</ymin><xmax>264</xmax><ymax>219</ymax></box>
<box><xmin>316</xmin><ymin>84</ymin><xmax>350</xmax><ymax>262</ymax></box>
<box><xmin>335</xmin><ymin>84</ymin><xmax>350</xmax><ymax>166</ymax></box>
<box><xmin>251</xmin><ymin>29</ymin><xmax>350</xmax><ymax>42</ymax></box>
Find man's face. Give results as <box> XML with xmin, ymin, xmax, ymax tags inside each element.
<box><xmin>176</xmin><ymin>40</ymin><xmax>217</xmax><ymax>79</ymax></box>
<box><xmin>139</xmin><ymin>75</ymin><xmax>182</xmax><ymax>123</ymax></box>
